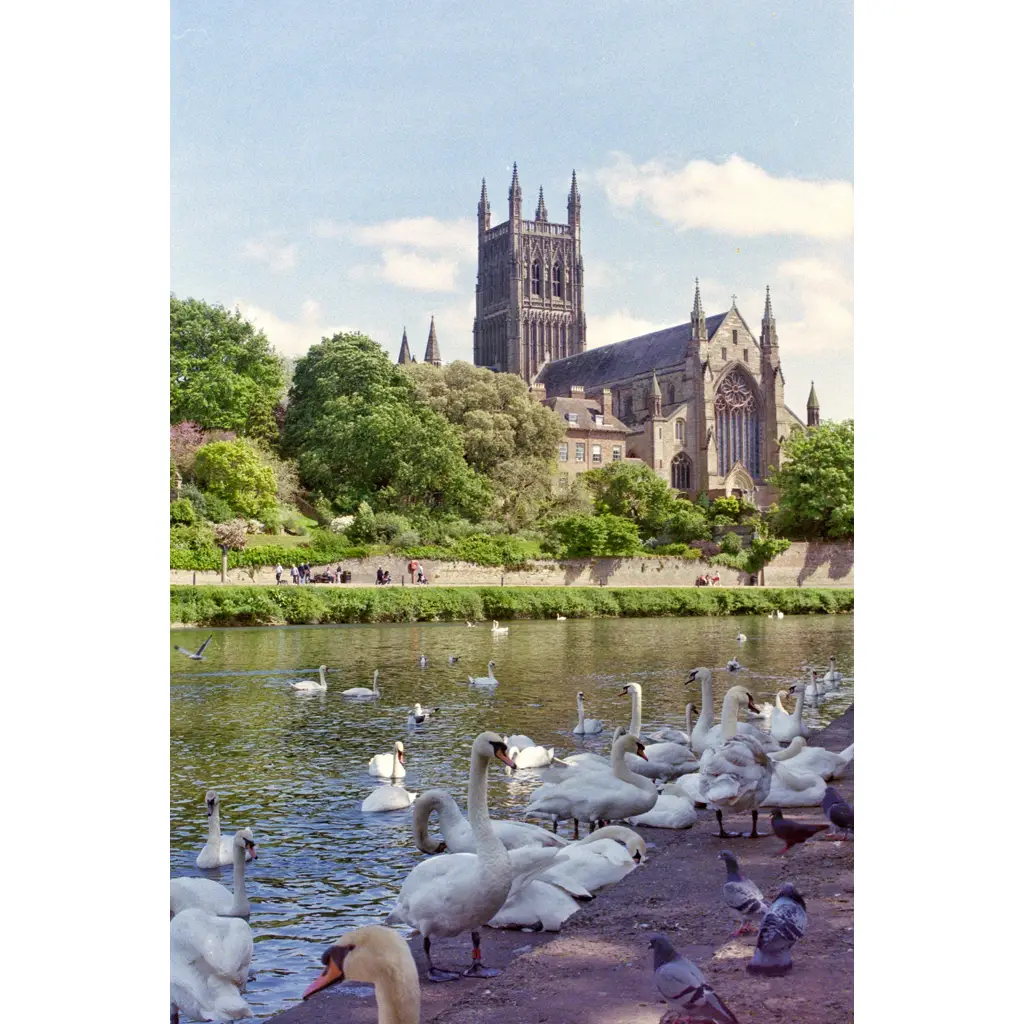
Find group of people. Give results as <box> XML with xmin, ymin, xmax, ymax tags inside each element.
<box><xmin>375</xmin><ymin>568</ymin><xmax>393</xmax><ymax>586</ymax></box>
<box><xmin>695</xmin><ymin>571</ymin><xmax>721</xmax><ymax>587</ymax></box>
<box><xmin>276</xmin><ymin>563</ymin><xmax>348</xmax><ymax>585</ymax></box>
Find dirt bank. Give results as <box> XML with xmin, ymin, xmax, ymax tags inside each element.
<box><xmin>271</xmin><ymin>709</ymin><xmax>854</xmax><ymax>1023</ymax></box>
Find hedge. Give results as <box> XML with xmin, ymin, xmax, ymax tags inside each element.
<box><xmin>170</xmin><ymin>585</ymin><xmax>854</xmax><ymax>627</ymax></box>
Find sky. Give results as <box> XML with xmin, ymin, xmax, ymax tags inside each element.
<box><xmin>171</xmin><ymin>0</ymin><xmax>853</xmax><ymax>419</ymax></box>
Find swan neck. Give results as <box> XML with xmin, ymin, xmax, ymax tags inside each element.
<box><xmin>374</xmin><ymin>977</ymin><xmax>420</xmax><ymax>1024</ymax></box>
<box><xmin>685</xmin><ymin>704</ymin><xmax>693</xmax><ymax>737</ymax></box>
<box><xmin>628</xmin><ymin>688</ymin><xmax>641</xmax><ymax>736</ymax></box>
<box><xmin>207</xmin><ymin>807</ymin><xmax>221</xmax><ymax>844</ymax></box>
<box><xmin>577</xmin><ymin>694</ymin><xmax>585</xmax><ymax>728</ymax></box>
<box><xmin>231</xmin><ymin>841</ymin><xmax>247</xmax><ymax>913</ymax></box>
<box><xmin>793</xmin><ymin>688</ymin><xmax>805</xmax><ymax>721</ymax></box>
<box><xmin>319</xmin><ymin>666</ymin><xmax>327</xmax><ymax>687</ymax></box>
<box><xmin>721</xmin><ymin>693</ymin><xmax>740</xmax><ymax>739</ymax></box>
<box><xmin>373</xmin><ymin>671</ymin><xmax>379</xmax><ymax>693</ymax></box>
<box><xmin>612</xmin><ymin>741</ymin><xmax>649</xmax><ymax>789</ymax></box>
<box><xmin>694</xmin><ymin>676</ymin><xmax>714</xmax><ymax>735</ymax></box>
<box><xmin>466</xmin><ymin>750</ymin><xmax>507</xmax><ymax>868</ymax></box>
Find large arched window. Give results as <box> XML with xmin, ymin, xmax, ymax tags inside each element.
<box><xmin>667</xmin><ymin>384</ymin><xmax>676</xmax><ymax>405</ymax></box>
<box><xmin>531</xmin><ymin>261</ymin><xmax>541</xmax><ymax>296</ymax></box>
<box><xmin>552</xmin><ymin>262</ymin><xmax>563</xmax><ymax>298</ymax></box>
<box><xmin>714</xmin><ymin>370</ymin><xmax>761</xmax><ymax>479</ymax></box>
<box><xmin>671</xmin><ymin>452</ymin><xmax>692</xmax><ymax>491</ymax></box>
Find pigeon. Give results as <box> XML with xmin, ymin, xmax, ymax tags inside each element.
<box><xmin>770</xmin><ymin>808</ymin><xmax>828</xmax><ymax>855</ymax></box>
<box><xmin>174</xmin><ymin>634</ymin><xmax>213</xmax><ymax>660</ymax></box>
<box><xmin>649</xmin><ymin>935</ymin><xmax>740</xmax><ymax>1024</ymax></box>
<box><xmin>719</xmin><ymin>850</ymin><xmax>769</xmax><ymax>937</ymax></box>
<box><xmin>747</xmin><ymin>884</ymin><xmax>807</xmax><ymax>976</ymax></box>
<box><xmin>822</xmin><ymin>786</ymin><xmax>854</xmax><ymax>838</ymax></box>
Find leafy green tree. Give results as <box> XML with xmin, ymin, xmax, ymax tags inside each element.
<box><xmin>541</xmin><ymin>513</ymin><xmax>642</xmax><ymax>558</ymax></box>
<box><xmin>769</xmin><ymin>420</ymin><xmax>854</xmax><ymax>539</ymax></box>
<box><xmin>663</xmin><ymin>500</ymin><xmax>712</xmax><ymax>543</ymax></box>
<box><xmin>170</xmin><ymin>296</ymin><xmax>286</xmax><ymax>440</ymax></box>
<box><xmin>582</xmin><ymin>462</ymin><xmax>678</xmax><ymax>539</ymax></box>
<box><xmin>170</xmin><ymin>498</ymin><xmax>197</xmax><ymax>525</ymax></box>
<box><xmin>193</xmin><ymin>439</ymin><xmax>278</xmax><ymax>519</ymax></box>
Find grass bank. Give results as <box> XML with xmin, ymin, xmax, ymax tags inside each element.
<box><xmin>170</xmin><ymin>585</ymin><xmax>853</xmax><ymax>627</ymax></box>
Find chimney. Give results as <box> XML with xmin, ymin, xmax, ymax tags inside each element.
<box><xmin>570</xmin><ymin>384</ymin><xmax>585</xmax><ymax>397</ymax></box>
<box><xmin>601</xmin><ymin>388</ymin><xmax>612</xmax><ymax>417</ymax></box>
<box><xmin>528</xmin><ymin>382</ymin><xmax>547</xmax><ymax>402</ymax></box>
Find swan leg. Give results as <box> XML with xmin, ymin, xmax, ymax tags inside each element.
<box><xmin>746</xmin><ymin>809</ymin><xmax>763</xmax><ymax>839</ymax></box>
<box><xmin>463</xmin><ymin>931</ymin><xmax>500</xmax><ymax>978</ymax></box>
<box><xmin>573</xmin><ymin>819</ymin><xmax>580</xmax><ymax>840</ymax></box>
<box><xmin>551</xmin><ymin>819</ymin><xmax>558</xmax><ymax>834</ymax></box>
<box><xmin>424</xmin><ymin>936</ymin><xmax>460</xmax><ymax>983</ymax></box>
<box><xmin>715</xmin><ymin>809</ymin><xmax>741</xmax><ymax>839</ymax></box>
<box><xmin>170</xmin><ymin>1005</ymin><xmax>179</xmax><ymax>1024</ymax></box>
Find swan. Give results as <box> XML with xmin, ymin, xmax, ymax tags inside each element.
<box><xmin>525</xmin><ymin>732</ymin><xmax>658</xmax><ymax>834</ymax></box>
<box><xmin>486</xmin><ymin>878</ymin><xmax>583</xmax><ymax>932</ymax></box>
<box><xmin>629</xmin><ymin>790</ymin><xmax>698</xmax><ymax>829</ymax></box>
<box><xmin>697</xmin><ymin>685</ymin><xmax>775</xmax><ymax>838</ymax></box>
<box><xmin>650</xmin><ymin>703</ymin><xmax>694</xmax><ymax>746</ymax></box>
<box><xmin>727</xmin><ymin>658</ymin><xmax>741</xmax><ymax>672</ymax></box>
<box><xmin>448</xmin><ymin>655</ymin><xmax>460</xmax><ymax>664</ymax></box>
<box><xmin>763</xmin><ymin>759</ymin><xmax>827</xmax><ymax>807</ymax></box>
<box><xmin>385</xmin><ymin>732</ymin><xmax>521</xmax><ymax>981</ymax></box>
<box><xmin>822</xmin><ymin>655</ymin><xmax>844</xmax><ymax>687</ymax></box>
<box><xmin>172</xmin><ymin>830</ymin><xmax>257</xmax><ymax>919</ymax></box>
<box><xmin>747</xmin><ymin>696</ymin><xmax>773</xmax><ymax>723</ymax></box>
<box><xmin>469</xmin><ymin>661</ymin><xmax>498</xmax><ymax>687</ymax></box>
<box><xmin>540</xmin><ymin>826</ymin><xmax>647</xmax><ymax>893</ymax></box>
<box><xmin>170</xmin><ymin>907</ymin><xmax>252</xmax><ymax>1022</ymax></box>
<box><xmin>362</xmin><ymin>778</ymin><xmax>417</xmax><ymax>813</ymax></box>
<box><xmin>508</xmin><ymin>743</ymin><xmax>555</xmax><ymax>769</ymax></box>
<box><xmin>301</xmin><ymin>924</ymin><xmax>420</xmax><ymax>1024</ymax></box>
<box><xmin>342</xmin><ymin>669</ymin><xmax>381</xmax><ymax>699</ymax></box>
<box><xmin>466</xmin><ymin>620</ymin><xmax>476</xmax><ymax>627</ymax></box>
<box><xmin>571</xmin><ymin>692</ymin><xmax>603</xmax><ymax>735</ymax></box>
<box><xmin>619</xmin><ymin>683</ymin><xmax>698</xmax><ymax>779</ymax></box>
<box><xmin>289</xmin><ymin>665</ymin><xmax>328</xmax><ymax>692</ymax></box>
<box><xmin>369</xmin><ymin>741</ymin><xmax>406</xmax><ymax>778</ymax></box>
<box><xmin>769</xmin><ymin>736</ymin><xmax>854</xmax><ymax>780</ymax></box>
<box><xmin>771</xmin><ymin>683</ymin><xmax>810</xmax><ymax>743</ymax></box>
<box><xmin>408</xmin><ymin>703</ymin><xmax>440</xmax><ymax>726</ymax></box>
<box><xmin>661</xmin><ymin>773</ymin><xmax>704</xmax><ymax>805</ymax></box>
<box><xmin>547</xmin><ymin>727</ymin><xmax>626</xmax><ymax>776</ymax></box>
<box><xmin>491</xmin><ymin>621</ymin><xmax>509</xmax><ymax>635</ymax></box>
<box><xmin>196</xmin><ymin>792</ymin><xmax>254</xmax><ymax>869</ymax></box>
<box><xmin>687</xmin><ymin>668</ymin><xmax>780</xmax><ymax>755</ymax></box>
<box><xmin>555</xmin><ymin>613</ymin><xmax>567</xmax><ymax>621</ymax></box>
<box><xmin>418</xmin><ymin>654</ymin><xmax>428</xmax><ymax>668</ymax></box>
<box><xmin>736</xmin><ymin>633</ymin><xmax>747</xmax><ymax>642</ymax></box>
<box><xmin>505</xmin><ymin>734</ymin><xmax>535</xmax><ymax>751</ymax></box>
<box><xmin>412</xmin><ymin>789</ymin><xmax>568</xmax><ymax>853</ymax></box>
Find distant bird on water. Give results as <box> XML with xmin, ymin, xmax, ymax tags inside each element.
<box><xmin>736</xmin><ymin>633</ymin><xmax>747</xmax><ymax>643</ymax></box>
<box><xmin>418</xmin><ymin>654</ymin><xmax>428</xmax><ymax>668</ymax></box>
<box><xmin>770</xmin><ymin>808</ymin><xmax>828</xmax><ymax>855</ymax></box>
<box><xmin>822</xmin><ymin>786</ymin><xmax>854</xmax><ymax>838</ymax></box>
<box><xmin>726</xmin><ymin>658</ymin><xmax>741</xmax><ymax>672</ymax></box>
<box><xmin>174</xmin><ymin>635</ymin><xmax>213</xmax><ymax>660</ymax></box>
<box><xmin>649</xmin><ymin>935</ymin><xmax>740</xmax><ymax>1024</ymax></box>
<box><xmin>747</xmin><ymin>884</ymin><xmax>807</xmax><ymax>976</ymax></box>
<box><xmin>719</xmin><ymin>850</ymin><xmax>769</xmax><ymax>937</ymax></box>
<box><xmin>448</xmin><ymin>655</ymin><xmax>459</xmax><ymax>664</ymax></box>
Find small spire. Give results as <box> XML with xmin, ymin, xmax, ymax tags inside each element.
<box><xmin>480</xmin><ymin>178</ymin><xmax>489</xmax><ymax>205</ymax></box>
<box><xmin>730</xmin><ymin>294</ymin><xmax>738</xmax><ymax>309</ymax></box>
<box><xmin>807</xmin><ymin>381</ymin><xmax>819</xmax><ymax>409</ymax></box>
<box><xmin>535</xmin><ymin>186</ymin><xmax>548</xmax><ymax>221</ymax></box>
<box><xmin>397</xmin><ymin>327</ymin><xmax>412</xmax><ymax>365</ymax></box>
<box><xmin>692</xmin><ymin>277</ymin><xmax>704</xmax><ymax>317</ymax></box>
<box><xmin>424</xmin><ymin>315</ymin><xmax>442</xmax><ymax>367</ymax></box>
<box><xmin>509</xmin><ymin>162</ymin><xmax>521</xmax><ymax>200</ymax></box>
<box><xmin>763</xmin><ymin>284</ymin><xmax>775</xmax><ymax>322</ymax></box>
<box><xmin>650</xmin><ymin>369</ymin><xmax>662</xmax><ymax>398</ymax></box>
<box><xmin>569</xmin><ymin>169</ymin><xmax>580</xmax><ymax>203</ymax></box>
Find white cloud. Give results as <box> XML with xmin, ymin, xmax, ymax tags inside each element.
<box><xmin>240</xmin><ymin>237</ymin><xmax>296</xmax><ymax>272</ymax></box>
<box><xmin>595</xmin><ymin>153</ymin><xmax>853</xmax><ymax>240</ymax></box>
<box><xmin>587</xmin><ymin>310</ymin><xmax>671</xmax><ymax>349</ymax></box>
<box><xmin>772</xmin><ymin>258</ymin><xmax>853</xmax><ymax>357</ymax></box>
<box><xmin>378</xmin><ymin>249</ymin><xmax>459</xmax><ymax>292</ymax></box>
<box><xmin>232</xmin><ymin>299</ymin><xmax>350</xmax><ymax>358</ymax></box>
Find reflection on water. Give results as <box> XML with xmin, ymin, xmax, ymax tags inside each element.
<box><xmin>170</xmin><ymin>615</ymin><xmax>853</xmax><ymax>1018</ymax></box>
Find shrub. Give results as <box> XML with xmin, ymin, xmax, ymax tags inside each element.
<box><xmin>170</xmin><ymin>498</ymin><xmax>197</xmax><ymax>525</ymax></box>
<box><xmin>330</xmin><ymin>515</ymin><xmax>355</xmax><ymax>534</ymax></box>
<box><xmin>718</xmin><ymin>531</ymin><xmax>743</xmax><ymax>555</ymax></box>
<box><xmin>194</xmin><ymin>439</ymin><xmax>277</xmax><ymax>518</ymax></box>
<box><xmin>170</xmin><ymin>522</ymin><xmax>216</xmax><ymax>551</ymax></box>
<box><xmin>541</xmin><ymin>514</ymin><xmax>642</xmax><ymax>558</ymax></box>
<box><xmin>203</xmin><ymin>494</ymin><xmax>234</xmax><ymax>523</ymax></box>
<box><xmin>179</xmin><ymin>483</ymin><xmax>208</xmax><ymax>519</ymax></box>
<box><xmin>345</xmin><ymin>501</ymin><xmax>378</xmax><ymax>544</ymax></box>
<box><xmin>710</xmin><ymin>497</ymin><xmax>742</xmax><ymax>521</ymax></box>
<box><xmin>651</xmin><ymin>543</ymin><xmax>703</xmax><ymax>559</ymax></box>
<box><xmin>213</xmin><ymin>519</ymin><xmax>248</xmax><ymax>551</ymax></box>
<box><xmin>394</xmin><ymin>529</ymin><xmax>422</xmax><ymax>548</ymax></box>
<box><xmin>371</xmin><ymin>512</ymin><xmax>412</xmax><ymax>543</ymax></box>
<box><xmin>665</xmin><ymin>501</ymin><xmax>712</xmax><ymax>543</ymax></box>
<box><xmin>689</xmin><ymin>539</ymin><xmax>721</xmax><ymax>558</ymax></box>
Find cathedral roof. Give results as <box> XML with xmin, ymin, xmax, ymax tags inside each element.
<box><xmin>543</xmin><ymin>396</ymin><xmax>628</xmax><ymax>434</ymax></box>
<box><xmin>536</xmin><ymin>313</ymin><xmax>728</xmax><ymax>392</ymax></box>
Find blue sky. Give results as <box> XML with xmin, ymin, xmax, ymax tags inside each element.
<box><xmin>172</xmin><ymin>0</ymin><xmax>853</xmax><ymax>418</ymax></box>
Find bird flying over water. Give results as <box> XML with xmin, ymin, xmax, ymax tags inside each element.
<box><xmin>747</xmin><ymin>884</ymin><xmax>807</xmax><ymax>976</ymax></box>
<box><xmin>174</xmin><ymin>635</ymin><xmax>213</xmax><ymax>660</ymax></box>
<box><xmin>650</xmin><ymin>935</ymin><xmax>740</xmax><ymax>1024</ymax></box>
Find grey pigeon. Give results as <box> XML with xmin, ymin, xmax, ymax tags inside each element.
<box><xmin>649</xmin><ymin>935</ymin><xmax>740</xmax><ymax>1024</ymax></box>
<box><xmin>747</xmin><ymin>884</ymin><xmax>807</xmax><ymax>976</ymax></box>
<box><xmin>719</xmin><ymin>850</ymin><xmax>769</xmax><ymax>937</ymax></box>
<box><xmin>822</xmin><ymin>786</ymin><xmax>853</xmax><ymax>838</ymax></box>
<box><xmin>173</xmin><ymin>634</ymin><xmax>213</xmax><ymax>660</ymax></box>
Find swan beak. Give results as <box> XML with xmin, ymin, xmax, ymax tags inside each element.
<box><xmin>618</xmin><ymin>687</ymin><xmax>629</xmax><ymax>696</ymax></box>
<box><xmin>747</xmin><ymin>696</ymin><xmax>760</xmax><ymax>713</ymax></box>
<box><xmin>635</xmin><ymin>743</ymin><xmax>649</xmax><ymax>761</ymax></box>
<box><xmin>495</xmin><ymin>749</ymin><xmax>517</xmax><ymax>770</ymax></box>
<box><xmin>398</xmin><ymin>751</ymin><xmax>406</xmax><ymax>766</ymax></box>
<box><xmin>303</xmin><ymin>947</ymin><xmax>347</xmax><ymax>999</ymax></box>
<box><xmin>633</xmin><ymin>851</ymin><xmax>643</xmax><ymax>864</ymax></box>
<box><xmin>245</xmin><ymin>842</ymin><xmax>258</xmax><ymax>860</ymax></box>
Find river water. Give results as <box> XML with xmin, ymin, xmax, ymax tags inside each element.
<box><xmin>170</xmin><ymin>614</ymin><xmax>853</xmax><ymax>1019</ymax></box>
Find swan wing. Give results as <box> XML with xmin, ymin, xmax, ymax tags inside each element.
<box><xmin>170</xmin><ymin>877</ymin><xmax>232</xmax><ymax>918</ymax></box>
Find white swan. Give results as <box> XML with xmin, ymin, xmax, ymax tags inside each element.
<box><xmin>369</xmin><ymin>740</ymin><xmax>406</xmax><ymax>778</ymax></box>
<box><xmin>196</xmin><ymin>792</ymin><xmax>254</xmax><ymax>869</ymax></box>
<box><xmin>362</xmin><ymin>781</ymin><xmax>417</xmax><ymax>813</ymax></box>
<box><xmin>629</xmin><ymin>790</ymin><xmax>698</xmax><ymax>829</ymax></box>
<box><xmin>170</xmin><ymin>907</ymin><xmax>253</xmax><ymax>1022</ymax></box>
<box><xmin>697</xmin><ymin>685</ymin><xmax>775</xmax><ymax>838</ymax></box>
<box><xmin>172</xmin><ymin>829</ymin><xmax>257</xmax><ymax>919</ymax></box>
<box><xmin>571</xmin><ymin>692</ymin><xmax>604</xmax><ymax>736</ymax></box>
<box><xmin>555</xmin><ymin>613</ymin><xmax>567</xmax><ymax>621</ymax></box>
<box><xmin>469</xmin><ymin>660</ymin><xmax>498</xmax><ymax>686</ymax></box>
<box><xmin>736</xmin><ymin>633</ymin><xmax>747</xmax><ymax>642</ymax></box>
<box><xmin>525</xmin><ymin>732</ymin><xmax>658</xmax><ymax>833</ymax></box>
<box><xmin>822</xmin><ymin>655</ymin><xmax>844</xmax><ymax>687</ymax></box>
<box><xmin>541</xmin><ymin>826</ymin><xmax>647</xmax><ymax>893</ymax></box>
<box><xmin>385</xmin><ymin>732</ymin><xmax>521</xmax><ymax>981</ymax></box>
<box><xmin>466</xmin><ymin>620</ymin><xmax>476</xmax><ymax>627</ymax></box>
<box><xmin>342</xmin><ymin>669</ymin><xmax>381</xmax><ymax>699</ymax></box>
<box><xmin>418</xmin><ymin>654</ymin><xmax>428</xmax><ymax>668</ymax></box>
<box><xmin>412</xmin><ymin>789</ymin><xmax>568</xmax><ymax>853</ymax></box>
<box><xmin>289</xmin><ymin>665</ymin><xmax>328</xmax><ymax>692</ymax></box>
<box><xmin>301</xmin><ymin>925</ymin><xmax>420</xmax><ymax>1024</ymax></box>
<box><xmin>769</xmin><ymin>736</ymin><xmax>854</xmax><ymax>780</ymax></box>
<box><xmin>771</xmin><ymin>683</ymin><xmax>810</xmax><ymax>743</ymax></box>
<box><xmin>505</xmin><ymin>733</ymin><xmax>535</xmax><ymax>750</ymax></box>
<box><xmin>650</xmin><ymin>703</ymin><xmax>694</xmax><ymax>746</ymax></box>
<box><xmin>486</xmin><ymin>878</ymin><xmax>583</xmax><ymax>933</ymax></box>
<box><xmin>508</xmin><ymin>744</ymin><xmax>554</xmax><ymax>769</ymax></box>
<box><xmin>687</xmin><ymin>668</ymin><xmax>779</xmax><ymax>755</ymax></box>
<box><xmin>619</xmin><ymin>683</ymin><xmax>698</xmax><ymax>779</ymax></box>
<box><xmin>661</xmin><ymin>773</ymin><xmax>704</xmax><ymax>805</ymax></box>
<box><xmin>491</xmin><ymin>620</ymin><xmax>509</xmax><ymax>635</ymax></box>
<box><xmin>763</xmin><ymin>759</ymin><xmax>827</xmax><ymax>807</ymax></box>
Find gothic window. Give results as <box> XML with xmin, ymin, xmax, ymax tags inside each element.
<box><xmin>743</xmin><ymin>348</ymin><xmax>749</xmax><ymax>363</ymax></box>
<box><xmin>732</xmin><ymin>329</ymin><xmax>738</xmax><ymax>344</ymax></box>
<box><xmin>675</xmin><ymin>419</ymin><xmax>684</xmax><ymax>440</ymax></box>
<box><xmin>667</xmin><ymin>384</ymin><xmax>676</xmax><ymax>405</ymax></box>
<box><xmin>671</xmin><ymin>453</ymin><xmax>692</xmax><ymax>490</ymax></box>
<box><xmin>714</xmin><ymin>370</ymin><xmax>762</xmax><ymax>479</ymax></box>
<box><xmin>531</xmin><ymin>262</ymin><xmax>541</xmax><ymax>296</ymax></box>
<box><xmin>552</xmin><ymin>262</ymin><xmax>563</xmax><ymax>298</ymax></box>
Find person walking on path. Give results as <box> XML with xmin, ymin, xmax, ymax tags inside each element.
<box><xmin>275</xmin><ymin>563</ymin><xmax>283</xmax><ymax>584</ymax></box>
<box><xmin>290</xmin><ymin>564</ymin><xmax>299</xmax><ymax>585</ymax></box>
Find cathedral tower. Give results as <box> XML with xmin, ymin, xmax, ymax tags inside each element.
<box><xmin>424</xmin><ymin>316</ymin><xmax>442</xmax><ymax>367</ymax></box>
<box><xmin>806</xmin><ymin>381</ymin><xmax>820</xmax><ymax>427</ymax></box>
<box><xmin>473</xmin><ymin>165</ymin><xmax>586</xmax><ymax>383</ymax></box>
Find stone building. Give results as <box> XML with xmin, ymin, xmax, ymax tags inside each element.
<box><xmin>540</xmin><ymin>389</ymin><xmax>635</xmax><ymax>488</ymax></box>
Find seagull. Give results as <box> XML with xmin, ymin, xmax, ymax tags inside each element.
<box><xmin>747</xmin><ymin>884</ymin><xmax>807</xmax><ymax>976</ymax></box>
<box><xmin>770</xmin><ymin>808</ymin><xmax>828</xmax><ymax>855</ymax></box>
<box><xmin>649</xmin><ymin>935</ymin><xmax>740</xmax><ymax>1024</ymax></box>
<box><xmin>736</xmin><ymin>634</ymin><xmax>747</xmax><ymax>643</ymax></box>
<box><xmin>822</xmin><ymin>786</ymin><xmax>854</xmax><ymax>839</ymax></box>
<box><xmin>448</xmin><ymin>655</ymin><xmax>459</xmax><ymax>664</ymax></box>
<box><xmin>418</xmin><ymin>654</ymin><xmax>428</xmax><ymax>668</ymax></box>
<box><xmin>174</xmin><ymin>635</ymin><xmax>213</xmax><ymax>660</ymax></box>
<box><xmin>719</xmin><ymin>850</ymin><xmax>769</xmax><ymax>937</ymax></box>
<box><xmin>407</xmin><ymin>703</ymin><xmax>440</xmax><ymax>726</ymax></box>
<box><xmin>726</xmin><ymin>658</ymin><xmax>741</xmax><ymax>672</ymax></box>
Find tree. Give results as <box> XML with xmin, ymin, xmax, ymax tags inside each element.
<box><xmin>213</xmin><ymin>519</ymin><xmax>247</xmax><ymax>583</ymax></box>
<box><xmin>663</xmin><ymin>500</ymin><xmax>712</xmax><ymax>543</ymax></box>
<box><xmin>170</xmin><ymin>295</ymin><xmax>286</xmax><ymax>441</ymax></box>
<box><xmin>582</xmin><ymin>462</ymin><xmax>678</xmax><ymax>539</ymax></box>
<box><xmin>541</xmin><ymin>513</ymin><xmax>642</xmax><ymax>558</ymax></box>
<box><xmin>193</xmin><ymin>439</ymin><xmax>278</xmax><ymax>519</ymax></box>
<box><xmin>283</xmin><ymin>334</ymin><xmax>492</xmax><ymax>518</ymax></box>
<box><xmin>769</xmin><ymin>420</ymin><xmax>854</xmax><ymax>539</ymax></box>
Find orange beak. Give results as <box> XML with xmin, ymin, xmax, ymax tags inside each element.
<box><xmin>398</xmin><ymin>750</ymin><xmax>406</xmax><ymax>766</ymax></box>
<box><xmin>636</xmin><ymin>744</ymin><xmax>649</xmax><ymax>761</ymax></box>
<box><xmin>303</xmin><ymin>955</ymin><xmax>345</xmax><ymax>1000</ymax></box>
<box><xmin>246</xmin><ymin>842</ymin><xmax>258</xmax><ymax>860</ymax></box>
<box><xmin>495</xmin><ymin>749</ymin><xmax>517</xmax><ymax>770</ymax></box>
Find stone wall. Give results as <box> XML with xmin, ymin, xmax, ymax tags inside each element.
<box><xmin>169</xmin><ymin>541</ymin><xmax>852</xmax><ymax>589</ymax></box>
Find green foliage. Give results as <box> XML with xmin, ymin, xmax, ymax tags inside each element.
<box><xmin>541</xmin><ymin>513</ymin><xmax>643</xmax><ymax>558</ymax></box>
<box><xmin>345</xmin><ymin>502</ymin><xmax>378</xmax><ymax>544</ymax></box>
<box><xmin>582</xmin><ymin>462</ymin><xmax>677</xmax><ymax>539</ymax></box>
<box><xmin>663</xmin><ymin>500</ymin><xmax>712</xmax><ymax>544</ymax></box>
<box><xmin>696</xmin><ymin>492</ymin><xmax>711</xmax><ymax>511</ymax></box>
<box><xmin>194</xmin><ymin>439</ymin><xmax>278</xmax><ymax>519</ymax></box>
<box><xmin>170</xmin><ymin>295</ymin><xmax>286</xmax><ymax>440</ymax></box>
<box><xmin>769</xmin><ymin>420</ymin><xmax>854</xmax><ymax>540</ymax></box>
<box><xmin>710</xmin><ymin>496</ymin><xmax>742</xmax><ymax>521</ymax></box>
<box><xmin>746</xmin><ymin>533</ymin><xmax>792</xmax><ymax>574</ymax></box>
<box><xmin>650</xmin><ymin>543</ymin><xmax>703</xmax><ymax>559</ymax></box>
<box><xmin>170</xmin><ymin>498</ymin><xmax>197</xmax><ymax>525</ymax></box>
<box><xmin>202</xmin><ymin>494</ymin><xmax>234</xmax><ymax>523</ymax></box>
<box><xmin>718</xmin><ymin>531</ymin><xmax>743</xmax><ymax>555</ymax></box>
<box><xmin>371</xmin><ymin>512</ymin><xmax>413</xmax><ymax>543</ymax></box>
<box><xmin>178</xmin><ymin>484</ymin><xmax>207</xmax><ymax>519</ymax></box>
<box><xmin>172</xmin><ymin>585</ymin><xmax>854</xmax><ymax>627</ymax></box>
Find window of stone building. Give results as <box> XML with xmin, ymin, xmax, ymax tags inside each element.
<box><xmin>675</xmin><ymin>419</ymin><xmax>684</xmax><ymax>440</ymax></box>
<box><xmin>612</xmin><ymin>446</ymin><xmax>622</xmax><ymax>461</ymax></box>
<box><xmin>531</xmin><ymin>262</ymin><xmax>541</xmax><ymax>296</ymax></box>
<box><xmin>566</xmin><ymin>412</ymin><xmax>578</xmax><ymax>424</ymax></box>
<box><xmin>559</xmin><ymin>442</ymin><xmax>568</xmax><ymax>461</ymax></box>
<box><xmin>623</xmin><ymin>395</ymin><xmax>633</xmax><ymax>421</ymax></box>
<box><xmin>732</xmin><ymin>329</ymin><xmax>738</xmax><ymax>344</ymax></box>
<box><xmin>658</xmin><ymin>427</ymin><xmax>662</xmax><ymax>439</ymax></box>
<box><xmin>721</xmin><ymin>347</ymin><xmax>728</xmax><ymax>360</ymax></box>
<box><xmin>668</xmin><ymin>384</ymin><xmax>676</xmax><ymax>404</ymax></box>
<box><xmin>658</xmin><ymin>459</ymin><xmax>663</xmax><ymax>469</ymax></box>
<box><xmin>594</xmin><ymin>413</ymin><xmax>603</xmax><ymax>426</ymax></box>
<box><xmin>671</xmin><ymin>452</ymin><xmax>692</xmax><ymax>490</ymax></box>
<box><xmin>743</xmin><ymin>348</ymin><xmax>749</xmax><ymax>363</ymax></box>
<box><xmin>552</xmin><ymin>262</ymin><xmax>563</xmax><ymax>298</ymax></box>
<box><xmin>575</xmin><ymin>442</ymin><xmax>585</xmax><ymax>462</ymax></box>
<box><xmin>592</xmin><ymin>444</ymin><xmax>602</xmax><ymax>464</ymax></box>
